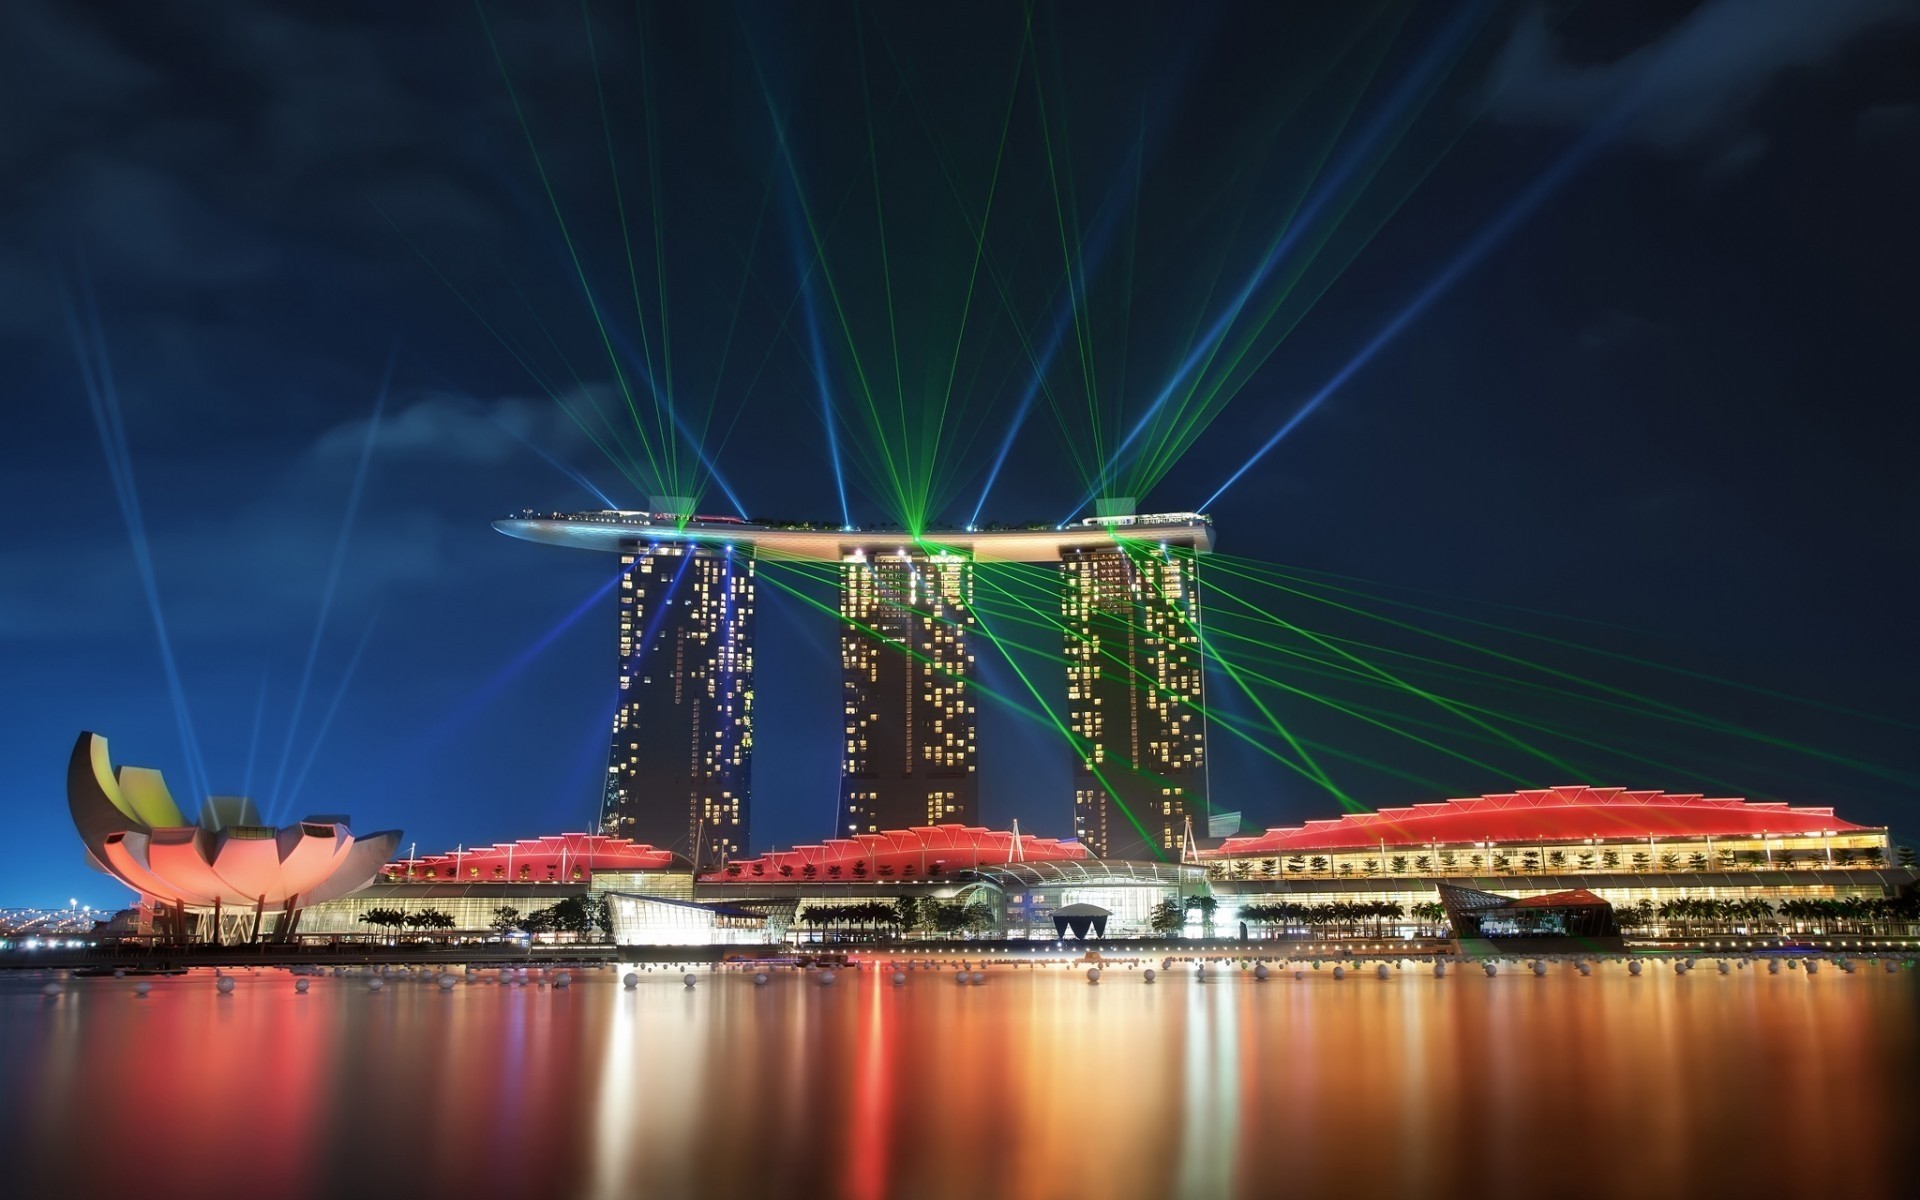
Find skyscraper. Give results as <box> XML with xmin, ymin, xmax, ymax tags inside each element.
<box><xmin>838</xmin><ymin>550</ymin><xmax>978</xmax><ymax>834</ymax></box>
<box><xmin>603</xmin><ymin>541</ymin><xmax>754</xmax><ymax>867</ymax></box>
<box><xmin>1061</xmin><ymin>544</ymin><xmax>1207</xmax><ymax>858</ymax></box>
<box><xmin>498</xmin><ymin>507</ymin><xmax>1211</xmax><ymax>861</ymax></box>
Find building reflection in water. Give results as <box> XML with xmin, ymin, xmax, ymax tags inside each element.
<box><xmin>2</xmin><ymin>964</ymin><xmax>1916</xmax><ymax>1200</ymax></box>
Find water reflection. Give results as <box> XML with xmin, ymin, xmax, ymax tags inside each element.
<box><xmin>1</xmin><ymin>962</ymin><xmax>1915</xmax><ymax>1199</ymax></box>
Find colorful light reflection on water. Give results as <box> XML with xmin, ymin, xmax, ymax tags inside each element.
<box><xmin>2</xmin><ymin>961</ymin><xmax>1916</xmax><ymax>1200</ymax></box>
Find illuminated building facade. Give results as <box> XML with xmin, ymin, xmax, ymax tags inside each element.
<box><xmin>838</xmin><ymin>551</ymin><xmax>978</xmax><ymax>833</ymax></box>
<box><xmin>496</xmin><ymin>508</ymin><xmax>1214</xmax><ymax>854</ymax></box>
<box><xmin>1062</xmin><ymin>545</ymin><xmax>1207</xmax><ymax>858</ymax></box>
<box><xmin>604</xmin><ymin>542</ymin><xmax>754</xmax><ymax>869</ymax></box>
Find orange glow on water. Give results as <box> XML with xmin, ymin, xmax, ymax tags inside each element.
<box><xmin>3</xmin><ymin>963</ymin><xmax>1916</xmax><ymax>1199</ymax></box>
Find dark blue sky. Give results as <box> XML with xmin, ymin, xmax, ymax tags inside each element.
<box><xmin>3</xmin><ymin>0</ymin><xmax>1917</xmax><ymax>908</ymax></box>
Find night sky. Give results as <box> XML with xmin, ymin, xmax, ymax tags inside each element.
<box><xmin>3</xmin><ymin>1</ymin><xmax>1916</xmax><ymax>909</ymax></box>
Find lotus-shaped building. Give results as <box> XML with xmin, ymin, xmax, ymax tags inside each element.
<box><xmin>68</xmin><ymin>731</ymin><xmax>401</xmax><ymax>937</ymax></box>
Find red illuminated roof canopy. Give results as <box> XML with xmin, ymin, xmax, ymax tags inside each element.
<box><xmin>383</xmin><ymin>833</ymin><xmax>676</xmax><ymax>882</ymax></box>
<box><xmin>706</xmin><ymin>824</ymin><xmax>1088</xmax><ymax>882</ymax></box>
<box><xmin>1208</xmin><ymin>786</ymin><xmax>1875</xmax><ymax>858</ymax></box>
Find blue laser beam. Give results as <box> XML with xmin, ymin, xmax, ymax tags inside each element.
<box><xmin>496</xmin><ymin>415</ymin><xmax>621</xmax><ymax>509</ymax></box>
<box><xmin>784</xmin><ymin>206</ymin><xmax>852</xmax><ymax>529</ymax></box>
<box><xmin>268</xmin><ymin>348</ymin><xmax>397</xmax><ymax>814</ymax></box>
<box><xmin>1201</xmin><ymin>124</ymin><xmax>1615</xmax><ymax>512</ymax></box>
<box><xmin>968</xmin><ymin>145</ymin><xmax>1139</xmax><ymax>529</ymax></box>
<box><xmin>420</xmin><ymin>561</ymin><xmax>636</xmax><ymax>755</ymax></box>
<box><xmin>1066</xmin><ymin>0</ymin><xmax>1494</xmax><ymax>522</ymax></box>
<box><xmin>54</xmin><ymin>250</ymin><xmax>213</xmax><ymax>806</ymax></box>
<box><xmin>281</xmin><ymin>613</ymin><xmax>381</xmax><ymax>818</ymax></box>
<box><xmin>241</xmin><ymin>667</ymin><xmax>270</xmax><ymax>803</ymax></box>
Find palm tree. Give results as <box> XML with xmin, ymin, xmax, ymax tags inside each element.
<box><xmin>1520</xmin><ymin>851</ymin><xmax>1540</xmax><ymax>874</ymax></box>
<box><xmin>1898</xmin><ymin>846</ymin><xmax>1916</xmax><ymax>870</ymax></box>
<box><xmin>851</xmin><ymin>860</ymin><xmax>868</xmax><ymax>880</ymax></box>
<box><xmin>1149</xmin><ymin>899</ymin><xmax>1184</xmax><ymax>936</ymax></box>
<box><xmin>1658</xmin><ymin>852</ymin><xmax>1681</xmax><ymax>872</ymax></box>
<box><xmin>1309</xmin><ymin>856</ymin><xmax>1328</xmax><ymax>876</ymax></box>
<box><xmin>826</xmin><ymin>864</ymin><xmax>842</xmax><ymax>880</ymax></box>
<box><xmin>801</xmin><ymin>864</ymin><xmax>817</xmax><ymax>881</ymax></box>
<box><xmin>1687</xmin><ymin>852</ymin><xmax>1709</xmax><ymax>872</ymax></box>
<box><xmin>1548</xmin><ymin>850</ymin><xmax>1566</xmax><ymax>872</ymax></box>
<box><xmin>1362</xmin><ymin>859</ymin><xmax>1379</xmax><ymax>877</ymax></box>
<box><xmin>1576</xmin><ymin>851</ymin><xmax>1595</xmax><ymax>871</ymax></box>
<box><xmin>1602</xmin><ymin>849</ymin><xmax>1621</xmax><ymax>870</ymax></box>
<box><xmin>1631</xmin><ymin>852</ymin><xmax>1651</xmax><ymax>873</ymax></box>
<box><xmin>1413</xmin><ymin>855</ymin><xmax>1433</xmax><ymax>874</ymax></box>
<box><xmin>1261</xmin><ymin>858</ymin><xmax>1278</xmax><ymax>878</ymax></box>
<box><xmin>1390</xmin><ymin>856</ymin><xmax>1409</xmax><ymax>876</ymax></box>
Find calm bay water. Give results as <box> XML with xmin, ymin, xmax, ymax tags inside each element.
<box><xmin>3</xmin><ymin>959</ymin><xmax>1916</xmax><ymax>1200</ymax></box>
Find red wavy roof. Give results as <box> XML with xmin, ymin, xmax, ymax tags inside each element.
<box><xmin>383</xmin><ymin>833</ymin><xmax>675</xmax><ymax>882</ymax></box>
<box><xmin>704</xmin><ymin>824</ymin><xmax>1087</xmax><ymax>882</ymax></box>
<box><xmin>1208</xmin><ymin>786</ymin><xmax>1874</xmax><ymax>857</ymax></box>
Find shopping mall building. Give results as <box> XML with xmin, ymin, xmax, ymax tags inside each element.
<box><xmin>299</xmin><ymin>785</ymin><xmax>1914</xmax><ymax>948</ymax></box>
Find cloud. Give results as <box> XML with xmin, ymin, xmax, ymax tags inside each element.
<box><xmin>1487</xmin><ymin>0</ymin><xmax>1918</xmax><ymax>155</ymax></box>
<box><xmin>312</xmin><ymin>392</ymin><xmax>591</xmax><ymax>465</ymax></box>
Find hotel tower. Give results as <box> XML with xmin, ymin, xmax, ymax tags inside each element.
<box><xmin>496</xmin><ymin>506</ymin><xmax>1211</xmax><ymax>860</ymax></box>
<box><xmin>838</xmin><ymin>550</ymin><xmax>978</xmax><ymax>835</ymax></box>
<box><xmin>603</xmin><ymin>538</ymin><xmax>754</xmax><ymax>869</ymax></box>
<box><xmin>1061</xmin><ymin>544</ymin><xmax>1207</xmax><ymax>858</ymax></box>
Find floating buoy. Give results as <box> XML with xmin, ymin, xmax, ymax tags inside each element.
<box><xmin>1804</xmin><ymin>960</ymin><xmax>1819</xmax><ymax>975</ymax></box>
<box><xmin>1086</xmin><ymin>968</ymin><xmax>1101</xmax><ymax>984</ymax></box>
<box><xmin>972</xmin><ymin>972</ymin><xmax>986</xmax><ymax>986</ymax></box>
<box><xmin>1767</xmin><ymin>959</ymin><xmax>1781</xmax><ymax>974</ymax></box>
<box><xmin>623</xmin><ymin>973</ymin><xmax>639</xmax><ymax>989</ymax></box>
<box><xmin>1377</xmin><ymin>964</ymin><xmax>1391</xmax><ymax>980</ymax></box>
<box><xmin>1674</xmin><ymin>961</ymin><xmax>1688</xmax><ymax>976</ymax></box>
<box><xmin>439</xmin><ymin>975</ymin><xmax>458</xmax><ymax>990</ymax></box>
<box><xmin>1885</xmin><ymin>960</ymin><xmax>1899</xmax><ymax>974</ymax></box>
<box><xmin>1483</xmin><ymin>963</ymin><xmax>1498</xmax><ymax>977</ymax></box>
<box><xmin>1433</xmin><ymin>961</ymin><xmax>1447</xmax><ymax>978</ymax></box>
<box><xmin>1332</xmin><ymin>965</ymin><xmax>1346</xmax><ymax>980</ymax></box>
<box><xmin>1718</xmin><ymin>961</ymin><xmax>1730</xmax><ymax>976</ymax></box>
<box><xmin>1253</xmin><ymin>964</ymin><xmax>1269</xmax><ymax>981</ymax></box>
<box><xmin>1143</xmin><ymin>969</ymin><xmax>1156</xmax><ymax>983</ymax></box>
<box><xmin>133</xmin><ymin>981</ymin><xmax>152</xmax><ymax>997</ymax></box>
<box><xmin>113</xmin><ymin>968</ymin><xmax>126</xmax><ymax>979</ymax></box>
<box><xmin>1532</xmin><ymin>961</ymin><xmax>1546</xmax><ymax>977</ymax></box>
<box><xmin>1628</xmin><ymin>960</ymin><xmax>1643</xmax><ymax>976</ymax></box>
<box><xmin>42</xmin><ymin>981</ymin><xmax>64</xmax><ymax>997</ymax></box>
<box><xmin>295</xmin><ymin>978</ymin><xmax>310</xmax><ymax>993</ymax></box>
<box><xmin>367</xmin><ymin>977</ymin><xmax>383</xmax><ymax>991</ymax></box>
<box><xmin>891</xmin><ymin>972</ymin><xmax>906</xmax><ymax>986</ymax></box>
<box><xmin>683</xmin><ymin>973</ymin><xmax>697</xmax><ymax>988</ymax></box>
<box><xmin>818</xmin><ymin>971</ymin><xmax>836</xmax><ymax>986</ymax></box>
<box><xmin>1577</xmin><ymin>963</ymin><xmax>1591</xmax><ymax>977</ymax></box>
<box><xmin>554</xmin><ymin>973</ymin><xmax>571</xmax><ymax>988</ymax></box>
